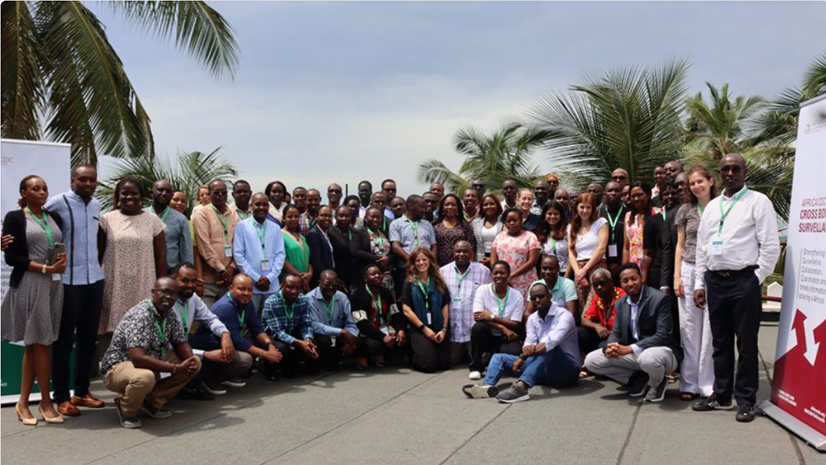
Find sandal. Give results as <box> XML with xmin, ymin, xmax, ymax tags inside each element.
<box><xmin>679</xmin><ymin>392</ymin><xmax>698</xmax><ymax>401</ymax></box>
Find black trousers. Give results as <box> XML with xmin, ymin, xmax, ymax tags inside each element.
<box><xmin>357</xmin><ymin>336</ymin><xmax>386</xmax><ymax>358</ymax></box>
<box><xmin>705</xmin><ymin>268</ymin><xmax>762</xmax><ymax>405</ymax></box>
<box><xmin>469</xmin><ymin>322</ymin><xmax>522</xmax><ymax>372</ymax></box>
<box><xmin>408</xmin><ymin>329</ymin><xmax>451</xmax><ymax>373</ymax></box>
<box><xmin>577</xmin><ymin>326</ymin><xmax>609</xmax><ymax>357</ymax></box>
<box><xmin>271</xmin><ymin>333</ymin><xmax>319</xmax><ymax>374</ymax></box>
<box><xmin>314</xmin><ymin>334</ymin><xmax>341</xmax><ymax>370</ymax></box>
<box><xmin>52</xmin><ymin>281</ymin><xmax>104</xmax><ymax>403</ymax></box>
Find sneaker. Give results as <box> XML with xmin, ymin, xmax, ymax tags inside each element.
<box><xmin>114</xmin><ymin>398</ymin><xmax>141</xmax><ymax>429</ymax></box>
<box><xmin>736</xmin><ymin>404</ymin><xmax>756</xmax><ymax>423</ymax></box>
<box><xmin>627</xmin><ymin>372</ymin><xmax>650</xmax><ymax>398</ymax></box>
<box><xmin>496</xmin><ymin>383</ymin><xmax>530</xmax><ymax>404</ymax></box>
<box><xmin>179</xmin><ymin>386</ymin><xmax>215</xmax><ymax>401</ymax></box>
<box><xmin>692</xmin><ymin>396</ymin><xmax>734</xmax><ymax>412</ymax></box>
<box><xmin>644</xmin><ymin>379</ymin><xmax>667</xmax><ymax>403</ymax></box>
<box><xmin>468</xmin><ymin>371</ymin><xmax>482</xmax><ymax>381</ymax></box>
<box><xmin>139</xmin><ymin>401</ymin><xmax>172</xmax><ymax>419</ymax></box>
<box><xmin>201</xmin><ymin>380</ymin><xmax>227</xmax><ymax>396</ymax></box>
<box><xmin>462</xmin><ymin>384</ymin><xmax>498</xmax><ymax>399</ymax></box>
<box><xmin>221</xmin><ymin>377</ymin><xmax>246</xmax><ymax>388</ymax></box>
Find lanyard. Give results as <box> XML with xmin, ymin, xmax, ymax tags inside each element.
<box><xmin>212</xmin><ymin>205</ymin><xmax>230</xmax><ymax>243</ymax></box>
<box><xmin>237</xmin><ymin>210</ymin><xmax>252</xmax><ymax>221</ymax></box>
<box><xmin>454</xmin><ymin>267</ymin><xmax>469</xmax><ymax>293</ymax></box>
<box><xmin>279</xmin><ymin>291</ymin><xmax>296</xmax><ymax>320</ymax></box>
<box><xmin>549</xmin><ymin>238</ymin><xmax>557</xmax><ymax>257</ymax></box>
<box><xmin>154</xmin><ymin>316</ymin><xmax>168</xmax><ymax>359</ymax></box>
<box><xmin>237</xmin><ymin>309</ymin><xmax>245</xmax><ymax>328</ymax></box>
<box><xmin>415</xmin><ymin>277</ymin><xmax>430</xmax><ymax>312</ymax></box>
<box><xmin>407</xmin><ymin>220</ymin><xmax>419</xmax><ymax>248</ymax></box>
<box><xmin>718</xmin><ymin>187</ymin><xmax>748</xmax><ymax>235</ymax></box>
<box><xmin>25</xmin><ymin>208</ymin><xmax>54</xmax><ymax>247</ymax></box>
<box><xmin>322</xmin><ymin>296</ymin><xmax>336</xmax><ymax>323</ymax></box>
<box><xmin>661</xmin><ymin>210</ymin><xmax>666</xmax><ymax>221</ymax></box>
<box><xmin>174</xmin><ymin>300</ymin><xmax>189</xmax><ymax>331</ymax></box>
<box><xmin>255</xmin><ymin>220</ymin><xmax>268</xmax><ymax>251</ymax></box>
<box><xmin>365</xmin><ymin>285</ymin><xmax>384</xmax><ymax>324</ymax></box>
<box><xmin>494</xmin><ymin>286</ymin><xmax>509</xmax><ymax>317</ymax></box>
<box><xmin>369</xmin><ymin>228</ymin><xmax>386</xmax><ymax>253</ymax></box>
<box><xmin>151</xmin><ymin>206</ymin><xmax>170</xmax><ymax>222</ymax></box>
<box><xmin>698</xmin><ymin>204</ymin><xmax>705</xmax><ymax>216</ymax></box>
<box><xmin>606</xmin><ymin>207</ymin><xmax>622</xmax><ymax>243</ymax></box>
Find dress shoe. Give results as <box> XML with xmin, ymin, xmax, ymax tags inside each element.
<box><xmin>15</xmin><ymin>403</ymin><xmax>37</xmax><ymax>426</ymax></box>
<box><xmin>39</xmin><ymin>405</ymin><xmax>65</xmax><ymax>424</ymax></box>
<box><xmin>57</xmin><ymin>401</ymin><xmax>81</xmax><ymax>417</ymax></box>
<box><xmin>71</xmin><ymin>394</ymin><xmax>105</xmax><ymax>408</ymax></box>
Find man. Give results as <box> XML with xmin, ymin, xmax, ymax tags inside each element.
<box><xmin>262</xmin><ymin>274</ymin><xmax>319</xmax><ymax>376</ymax></box>
<box><xmin>231</xmin><ymin>180</ymin><xmax>253</xmax><ymax>221</ymax></box>
<box><xmin>192</xmin><ymin>179</ymin><xmax>239</xmax><ymax>307</ymax></box>
<box><xmin>693</xmin><ymin>153</ymin><xmax>780</xmax><ymax>422</ymax></box>
<box><xmin>306</xmin><ymin>270</ymin><xmax>360</xmax><ymax>369</ymax></box>
<box><xmin>611</xmin><ymin>168</ymin><xmax>630</xmax><ymax>188</ymax></box>
<box><xmin>578</xmin><ymin>269</ymin><xmax>626</xmax><ymax>357</ymax></box>
<box><xmin>463</xmin><ymin>281</ymin><xmax>580</xmax><ymax>403</ymax></box>
<box><xmin>674</xmin><ymin>172</ymin><xmax>688</xmax><ymax>204</ymax></box>
<box><xmin>471</xmin><ymin>179</ymin><xmax>486</xmax><ymax>199</ymax></box>
<box><xmin>643</xmin><ymin>182</ymin><xmax>681</xmax><ymax>291</ymax></box>
<box><xmin>429</xmin><ymin>182</ymin><xmax>445</xmax><ymax>203</ymax></box>
<box><xmin>586</xmin><ymin>182</ymin><xmax>604</xmax><ymax>207</ymax></box>
<box><xmin>584</xmin><ymin>263</ymin><xmax>683</xmax><ymax>403</ymax></box>
<box><xmin>654</xmin><ymin>160</ymin><xmax>684</xmax><ymax>207</ymax></box>
<box><xmin>327</xmin><ymin>183</ymin><xmax>343</xmax><ymax>211</ymax></box>
<box><xmin>423</xmin><ymin>191</ymin><xmax>439</xmax><ymax>222</ymax></box>
<box><xmin>440</xmin><ymin>241</ymin><xmax>492</xmax><ymax>365</ymax></box>
<box><xmin>530</xmin><ymin>180</ymin><xmax>551</xmax><ymax>215</ymax></box>
<box><xmin>233</xmin><ymin>193</ymin><xmax>286</xmax><ymax>311</ymax></box>
<box><xmin>500</xmin><ymin>179</ymin><xmax>518</xmax><ymax>210</ymax></box>
<box><xmin>292</xmin><ymin>186</ymin><xmax>308</xmax><ymax>215</ymax></box>
<box><xmin>462</xmin><ymin>188</ymin><xmax>480</xmax><ymax>220</ymax></box>
<box><xmin>599</xmin><ymin>181</ymin><xmax>628</xmax><ymax>284</ymax></box>
<box><xmin>191</xmin><ymin>274</ymin><xmax>281</xmax><ymax>393</ymax></box>
<box><xmin>357</xmin><ymin>180</ymin><xmax>373</xmax><ymax>218</ymax></box>
<box><xmin>525</xmin><ymin>256</ymin><xmax>578</xmax><ymax>318</ymax></box>
<box><xmin>148</xmin><ymin>180</ymin><xmax>193</xmax><ymax>273</ymax></box>
<box><xmin>568</xmin><ymin>188</ymin><xmax>581</xmax><ymax>206</ymax></box>
<box><xmin>100</xmin><ymin>277</ymin><xmax>201</xmax><ymax>428</ymax></box>
<box><xmin>46</xmin><ymin>164</ymin><xmax>106</xmax><ymax>416</ymax></box>
<box><xmin>306</xmin><ymin>205</ymin><xmax>336</xmax><ymax>288</ymax></box>
<box><xmin>389</xmin><ymin>195</ymin><xmax>438</xmax><ymax>292</ymax></box>
<box><xmin>390</xmin><ymin>196</ymin><xmax>407</xmax><ymax>220</ymax></box>
<box><xmin>381</xmin><ymin>179</ymin><xmax>397</xmax><ymax>219</ymax></box>
<box><xmin>299</xmin><ymin>188</ymin><xmax>322</xmax><ymax>236</ymax></box>
<box><xmin>554</xmin><ymin>188</ymin><xmax>570</xmax><ymax>212</ymax></box>
<box><xmin>651</xmin><ymin>166</ymin><xmax>665</xmax><ymax>198</ymax></box>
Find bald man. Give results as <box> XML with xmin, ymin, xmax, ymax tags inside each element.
<box><xmin>306</xmin><ymin>270</ymin><xmax>359</xmax><ymax>369</ymax></box>
<box><xmin>611</xmin><ymin>168</ymin><xmax>630</xmax><ymax>188</ymax></box>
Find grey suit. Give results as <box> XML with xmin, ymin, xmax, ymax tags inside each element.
<box><xmin>584</xmin><ymin>286</ymin><xmax>682</xmax><ymax>387</ymax></box>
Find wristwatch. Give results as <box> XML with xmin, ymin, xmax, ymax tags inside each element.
<box><xmin>418</xmin><ymin>323</ymin><xmax>426</xmax><ymax>331</ymax></box>
<box><xmin>489</xmin><ymin>313</ymin><xmax>495</xmax><ymax>321</ymax></box>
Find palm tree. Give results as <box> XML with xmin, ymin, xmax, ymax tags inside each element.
<box><xmin>528</xmin><ymin>58</ymin><xmax>690</xmax><ymax>186</ymax></box>
<box><xmin>97</xmin><ymin>148</ymin><xmax>238</xmax><ymax>215</ymax></box>
<box><xmin>1</xmin><ymin>1</ymin><xmax>239</xmax><ymax>166</ymax></box>
<box><xmin>416</xmin><ymin>122</ymin><xmax>547</xmax><ymax>195</ymax></box>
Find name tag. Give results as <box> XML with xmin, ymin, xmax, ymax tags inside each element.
<box><xmin>453</xmin><ymin>297</ymin><xmax>462</xmax><ymax>303</ymax></box>
<box><xmin>426</xmin><ymin>313</ymin><xmax>432</xmax><ymax>325</ymax></box>
<box><xmin>52</xmin><ymin>273</ymin><xmax>61</xmax><ymax>281</ymax></box>
<box><xmin>261</xmin><ymin>259</ymin><xmax>270</xmax><ymax>271</ymax></box>
<box><xmin>380</xmin><ymin>326</ymin><xmax>390</xmax><ymax>335</ymax></box>
<box><xmin>712</xmin><ymin>240</ymin><xmax>723</xmax><ymax>257</ymax></box>
<box><xmin>608</xmin><ymin>244</ymin><xmax>618</xmax><ymax>257</ymax></box>
<box><xmin>224</xmin><ymin>245</ymin><xmax>233</xmax><ymax>257</ymax></box>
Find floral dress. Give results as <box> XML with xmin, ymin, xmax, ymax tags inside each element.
<box><xmin>624</xmin><ymin>207</ymin><xmax>661</xmax><ymax>266</ymax></box>
<box><xmin>367</xmin><ymin>228</ymin><xmax>395</xmax><ymax>293</ymax></box>
<box><xmin>492</xmin><ymin>230</ymin><xmax>541</xmax><ymax>301</ymax></box>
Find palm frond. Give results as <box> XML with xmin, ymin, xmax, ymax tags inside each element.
<box><xmin>1</xmin><ymin>1</ymin><xmax>45</xmax><ymax>140</ymax></box>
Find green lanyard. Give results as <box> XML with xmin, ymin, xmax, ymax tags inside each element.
<box><xmin>151</xmin><ymin>206</ymin><xmax>170</xmax><ymax>222</ymax></box>
<box><xmin>212</xmin><ymin>205</ymin><xmax>230</xmax><ymax>243</ymax></box>
<box><xmin>369</xmin><ymin>229</ymin><xmax>386</xmax><ymax>253</ymax></box>
<box><xmin>154</xmin><ymin>316</ymin><xmax>168</xmax><ymax>359</ymax></box>
<box><xmin>494</xmin><ymin>287</ymin><xmax>509</xmax><ymax>317</ymax></box>
<box><xmin>661</xmin><ymin>210</ymin><xmax>667</xmax><ymax>221</ymax></box>
<box><xmin>174</xmin><ymin>300</ymin><xmax>189</xmax><ymax>331</ymax></box>
<box><xmin>549</xmin><ymin>238</ymin><xmax>557</xmax><ymax>257</ymax></box>
<box><xmin>718</xmin><ymin>187</ymin><xmax>748</xmax><ymax>235</ymax></box>
<box><xmin>255</xmin><ymin>220</ymin><xmax>268</xmax><ymax>252</ymax></box>
<box><xmin>698</xmin><ymin>204</ymin><xmax>705</xmax><ymax>216</ymax></box>
<box><xmin>606</xmin><ymin>207</ymin><xmax>622</xmax><ymax>243</ymax></box>
<box><xmin>25</xmin><ymin>208</ymin><xmax>54</xmax><ymax>247</ymax></box>
<box><xmin>454</xmin><ymin>267</ymin><xmax>468</xmax><ymax>292</ymax></box>
<box><xmin>322</xmin><ymin>296</ymin><xmax>336</xmax><ymax>323</ymax></box>
<box><xmin>365</xmin><ymin>285</ymin><xmax>384</xmax><ymax>324</ymax></box>
<box><xmin>237</xmin><ymin>309</ymin><xmax>245</xmax><ymax>328</ymax></box>
<box><xmin>237</xmin><ymin>210</ymin><xmax>252</xmax><ymax>221</ymax></box>
<box><xmin>279</xmin><ymin>291</ymin><xmax>296</xmax><ymax>320</ymax></box>
<box><xmin>407</xmin><ymin>220</ymin><xmax>419</xmax><ymax>248</ymax></box>
<box><xmin>415</xmin><ymin>277</ymin><xmax>430</xmax><ymax>312</ymax></box>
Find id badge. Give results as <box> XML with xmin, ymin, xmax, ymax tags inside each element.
<box><xmin>712</xmin><ymin>240</ymin><xmax>723</xmax><ymax>257</ymax></box>
<box><xmin>427</xmin><ymin>313</ymin><xmax>432</xmax><ymax>325</ymax></box>
<box><xmin>380</xmin><ymin>326</ymin><xmax>390</xmax><ymax>335</ymax></box>
<box><xmin>453</xmin><ymin>297</ymin><xmax>462</xmax><ymax>303</ymax></box>
<box><xmin>52</xmin><ymin>273</ymin><xmax>61</xmax><ymax>282</ymax></box>
<box><xmin>261</xmin><ymin>259</ymin><xmax>270</xmax><ymax>271</ymax></box>
<box><xmin>223</xmin><ymin>245</ymin><xmax>232</xmax><ymax>257</ymax></box>
<box><xmin>330</xmin><ymin>336</ymin><xmax>337</xmax><ymax>347</ymax></box>
<box><xmin>608</xmin><ymin>244</ymin><xmax>618</xmax><ymax>257</ymax></box>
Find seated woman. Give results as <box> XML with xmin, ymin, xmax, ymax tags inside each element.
<box><xmin>468</xmin><ymin>261</ymin><xmax>524</xmax><ymax>380</ymax></box>
<box><xmin>399</xmin><ymin>247</ymin><xmax>451</xmax><ymax>373</ymax></box>
<box><xmin>350</xmin><ymin>265</ymin><xmax>407</xmax><ymax>368</ymax></box>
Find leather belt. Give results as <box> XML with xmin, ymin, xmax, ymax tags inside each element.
<box><xmin>711</xmin><ymin>265</ymin><xmax>758</xmax><ymax>278</ymax></box>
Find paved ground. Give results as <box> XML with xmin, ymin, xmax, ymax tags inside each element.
<box><xmin>2</xmin><ymin>323</ymin><xmax>825</xmax><ymax>465</ymax></box>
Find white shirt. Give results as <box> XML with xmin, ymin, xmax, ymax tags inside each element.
<box><xmin>694</xmin><ymin>186</ymin><xmax>780</xmax><ymax>289</ymax></box>
<box><xmin>628</xmin><ymin>291</ymin><xmax>642</xmax><ymax>355</ymax></box>
<box><xmin>574</xmin><ymin>217</ymin><xmax>608</xmax><ymax>260</ymax></box>
<box><xmin>524</xmin><ymin>302</ymin><xmax>580</xmax><ymax>366</ymax></box>
<box><xmin>473</xmin><ymin>284</ymin><xmax>525</xmax><ymax>336</ymax></box>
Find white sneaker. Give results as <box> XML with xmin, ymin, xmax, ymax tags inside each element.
<box><xmin>468</xmin><ymin>371</ymin><xmax>482</xmax><ymax>380</ymax></box>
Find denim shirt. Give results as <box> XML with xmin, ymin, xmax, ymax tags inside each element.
<box><xmin>45</xmin><ymin>191</ymin><xmax>104</xmax><ymax>285</ymax></box>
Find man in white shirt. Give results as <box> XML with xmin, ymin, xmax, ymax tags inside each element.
<box><xmin>462</xmin><ymin>281</ymin><xmax>580</xmax><ymax>403</ymax></box>
<box><xmin>692</xmin><ymin>153</ymin><xmax>780</xmax><ymax>422</ymax></box>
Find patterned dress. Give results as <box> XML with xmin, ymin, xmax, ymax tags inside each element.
<box><xmin>624</xmin><ymin>207</ymin><xmax>661</xmax><ymax>266</ymax></box>
<box><xmin>367</xmin><ymin>228</ymin><xmax>394</xmax><ymax>292</ymax></box>
<box><xmin>492</xmin><ymin>230</ymin><xmax>541</xmax><ymax>301</ymax></box>
<box><xmin>99</xmin><ymin>211</ymin><xmax>165</xmax><ymax>333</ymax></box>
<box><xmin>434</xmin><ymin>221</ymin><xmax>476</xmax><ymax>267</ymax></box>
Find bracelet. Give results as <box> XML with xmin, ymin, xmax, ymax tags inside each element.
<box><xmin>418</xmin><ymin>323</ymin><xmax>425</xmax><ymax>331</ymax></box>
<box><xmin>41</xmin><ymin>264</ymin><xmax>47</xmax><ymax>274</ymax></box>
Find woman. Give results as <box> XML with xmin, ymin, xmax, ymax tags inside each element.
<box><xmin>622</xmin><ymin>181</ymin><xmax>659</xmax><ymax>271</ymax></box>
<box><xmin>673</xmin><ymin>167</ymin><xmax>718</xmax><ymax>401</ymax></box>
<box><xmin>433</xmin><ymin>194</ymin><xmax>476</xmax><ymax>267</ymax></box>
<box><xmin>2</xmin><ymin>175</ymin><xmax>67</xmax><ymax>425</ymax></box>
<box><xmin>169</xmin><ymin>190</ymin><xmax>188</xmax><ymax>215</ymax></box>
<box><xmin>281</xmin><ymin>204</ymin><xmax>313</xmax><ymax>292</ymax></box>
<box><xmin>540</xmin><ymin>202</ymin><xmax>570</xmax><ymax>276</ymax></box>
<box><xmin>99</xmin><ymin>178</ymin><xmax>166</xmax><ymax>334</ymax></box>
<box><xmin>471</xmin><ymin>194</ymin><xmax>504</xmax><ymax>267</ymax></box>
<box><xmin>350</xmin><ymin>207</ymin><xmax>394</xmax><ymax>291</ymax></box>
<box><xmin>490</xmin><ymin>208</ymin><xmax>541</xmax><ymax>301</ymax></box>
<box><xmin>568</xmin><ymin>193</ymin><xmax>609</xmax><ymax>308</ymax></box>
<box><xmin>350</xmin><ymin>265</ymin><xmax>407</xmax><ymax>368</ymax></box>
<box><xmin>517</xmin><ymin>188</ymin><xmax>541</xmax><ymax>232</ymax></box>
<box><xmin>344</xmin><ymin>195</ymin><xmax>362</xmax><ymax>228</ymax></box>
<box><xmin>265</xmin><ymin>181</ymin><xmax>287</xmax><ymax>225</ymax></box>
<box><xmin>191</xmin><ymin>185</ymin><xmax>210</xmax><ymax>216</ymax></box>
<box><xmin>328</xmin><ymin>205</ymin><xmax>356</xmax><ymax>289</ymax></box>
<box><xmin>400</xmin><ymin>247</ymin><xmax>451</xmax><ymax>372</ymax></box>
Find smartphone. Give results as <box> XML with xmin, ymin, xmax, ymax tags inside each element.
<box><xmin>49</xmin><ymin>242</ymin><xmax>65</xmax><ymax>265</ymax></box>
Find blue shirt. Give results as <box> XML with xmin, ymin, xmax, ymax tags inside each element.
<box><xmin>45</xmin><ymin>191</ymin><xmax>104</xmax><ymax>285</ymax></box>
<box><xmin>145</xmin><ymin>206</ymin><xmax>193</xmax><ymax>271</ymax></box>
<box><xmin>389</xmin><ymin>214</ymin><xmax>436</xmax><ymax>267</ymax></box>
<box><xmin>199</xmin><ymin>293</ymin><xmax>263</xmax><ymax>351</ymax></box>
<box><xmin>306</xmin><ymin>288</ymin><xmax>359</xmax><ymax>337</ymax></box>
<box><xmin>233</xmin><ymin>217</ymin><xmax>286</xmax><ymax>294</ymax></box>
<box><xmin>262</xmin><ymin>292</ymin><xmax>314</xmax><ymax>345</ymax></box>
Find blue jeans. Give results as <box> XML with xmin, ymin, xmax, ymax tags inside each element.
<box><xmin>482</xmin><ymin>346</ymin><xmax>579</xmax><ymax>388</ymax></box>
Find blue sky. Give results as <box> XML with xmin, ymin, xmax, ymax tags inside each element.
<box><xmin>93</xmin><ymin>1</ymin><xmax>826</xmax><ymax>198</ymax></box>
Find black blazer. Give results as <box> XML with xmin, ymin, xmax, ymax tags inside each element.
<box><xmin>606</xmin><ymin>286</ymin><xmax>683</xmax><ymax>364</ymax></box>
<box><xmin>328</xmin><ymin>225</ymin><xmax>355</xmax><ymax>287</ymax></box>
<box><xmin>306</xmin><ymin>225</ymin><xmax>334</xmax><ymax>288</ymax></box>
<box><xmin>2</xmin><ymin>209</ymin><xmax>63</xmax><ymax>288</ymax></box>
<box><xmin>349</xmin><ymin>228</ymin><xmax>390</xmax><ymax>287</ymax></box>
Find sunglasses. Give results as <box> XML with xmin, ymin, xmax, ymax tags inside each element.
<box><xmin>721</xmin><ymin>165</ymin><xmax>742</xmax><ymax>173</ymax></box>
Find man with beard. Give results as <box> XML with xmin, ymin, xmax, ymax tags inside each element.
<box><xmin>299</xmin><ymin>188</ymin><xmax>322</xmax><ymax>236</ymax></box>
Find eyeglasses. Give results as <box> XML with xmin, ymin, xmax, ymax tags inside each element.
<box><xmin>612</xmin><ymin>176</ymin><xmax>628</xmax><ymax>181</ymax></box>
<box><xmin>721</xmin><ymin>165</ymin><xmax>742</xmax><ymax>173</ymax></box>
<box><xmin>212</xmin><ymin>190</ymin><xmax>228</xmax><ymax>196</ymax></box>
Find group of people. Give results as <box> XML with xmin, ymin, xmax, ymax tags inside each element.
<box><xmin>1</xmin><ymin>152</ymin><xmax>780</xmax><ymax>429</ymax></box>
